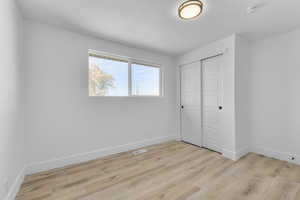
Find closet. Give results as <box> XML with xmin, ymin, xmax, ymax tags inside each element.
<box><xmin>178</xmin><ymin>35</ymin><xmax>250</xmax><ymax>161</ymax></box>
<box><xmin>180</xmin><ymin>55</ymin><xmax>223</xmax><ymax>153</ymax></box>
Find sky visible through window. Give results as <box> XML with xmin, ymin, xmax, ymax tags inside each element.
<box><xmin>132</xmin><ymin>64</ymin><xmax>160</xmax><ymax>96</ymax></box>
<box><xmin>89</xmin><ymin>55</ymin><xmax>160</xmax><ymax>96</ymax></box>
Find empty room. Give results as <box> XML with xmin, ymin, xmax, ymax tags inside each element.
<box><xmin>2</xmin><ymin>0</ymin><xmax>300</xmax><ymax>199</ymax></box>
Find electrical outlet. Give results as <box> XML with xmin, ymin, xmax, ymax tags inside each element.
<box><xmin>288</xmin><ymin>155</ymin><xmax>296</xmax><ymax>161</ymax></box>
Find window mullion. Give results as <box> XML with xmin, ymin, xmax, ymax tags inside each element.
<box><xmin>128</xmin><ymin>61</ymin><xmax>132</xmax><ymax>96</ymax></box>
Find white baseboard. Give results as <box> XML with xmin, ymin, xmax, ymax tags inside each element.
<box><xmin>251</xmin><ymin>146</ymin><xmax>300</xmax><ymax>165</ymax></box>
<box><xmin>236</xmin><ymin>147</ymin><xmax>250</xmax><ymax>160</ymax></box>
<box><xmin>3</xmin><ymin>167</ymin><xmax>26</xmax><ymax>200</ymax></box>
<box><xmin>222</xmin><ymin>149</ymin><xmax>238</xmax><ymax>161</ymax></box>
<box><xmin>222</xmin><ymin>147</ymin><xmax>249</xmax><ymax>161</ymax></box>
<box><xmin>26</xmin><ymin>135</ymin><xmax>177</xmax><ymax>175</ymax></box>
<box><xmin>223</xmin><ymin>146</ymin><xmax>300</xmax><ymax>165</ymax></box>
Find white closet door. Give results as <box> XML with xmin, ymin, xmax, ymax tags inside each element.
<box><xmin>180</xmin><ymin>62</ymin><xmax>202</xmax><ymax>146</ymax></box>
<box><xmin>202</xmin><ymin>55</ymin><xmax>223</xmax><ymax>152</ymax></box>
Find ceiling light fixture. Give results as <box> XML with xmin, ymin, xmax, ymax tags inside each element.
<box><xmin>178</xmin><ymin>0</ymin><xmax>203</xmax><ymax>20</ymax></box>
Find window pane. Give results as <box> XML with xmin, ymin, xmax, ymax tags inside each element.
<box><xmin>132</xmin><ymin>63</ymin><xmax>160</xmax><ymax>96</ymax></box>
<box><xmin>89</xmin><ymin>56</ymin><xmax>128</xmax><ymax>96</ymax></box>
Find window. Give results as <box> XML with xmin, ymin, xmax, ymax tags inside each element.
<box><xmin>89</xmin><ymin>55</ymin><xmax>128</xmax><ymax>96</ymax></box>
<box><xmin>132</xmin><ymin>63</ymin><xmax>160</xmax><ymax>96</ymax></box>
<box><xmin>89</xmin><ymin>50</ymin><xmax>162</xmax><ymax>97</ymax></box>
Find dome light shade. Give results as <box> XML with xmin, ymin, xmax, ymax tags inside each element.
<box><xmin>178</xmin><ymin>0</ymin><xmax>203</xmax><ymax>20</ymax></box>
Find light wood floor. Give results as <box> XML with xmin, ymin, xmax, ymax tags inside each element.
<box><xmin>17</xmin><ymin>141</ymin><xmax>300</xmax><ymax>200</ymax></box>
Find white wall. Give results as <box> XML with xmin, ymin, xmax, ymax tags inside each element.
<box><xmin>235</xmin><ymin>36</ymin><xmax>250</xmax><ymax>155</ymax></box>
<box><xmin>250</xmin><ymin>28</ymin><xmax>300</xmax><ymax>164</ymax></box>
<box><xmin>0</xmin><ymin>0</ymin><xmax>25</xmax><ymax>199</ymax></box>
<box><xmin>177</xmin><ymin>35</ymin><xmax>237</xmax><ymax>159</ymax></box>
<box><xmin>24</xmin><ymin>21</ymin><xmax>179</xmax><ymax>173</ymax></box>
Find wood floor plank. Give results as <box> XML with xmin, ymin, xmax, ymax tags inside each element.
<box><xmin>262</xmin><ymin>177</ymin><xmax>300</xmax><ymax>200</ymax></box>
<box><xmin>80</xmin><ymin>148</ymin><xmax>208</xmax><ymax>199</ymax></box>
<box><xmin>16</xmin><ymin>141</ymin><xmax>300</xmax><ymax>200</ymax></box>
<box><xmin>81</xmin><ymin>149</ymin><xmax>216</xmax><ymax>200</ymax></box>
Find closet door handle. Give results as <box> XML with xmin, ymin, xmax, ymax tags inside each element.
<box><xmin>181</xmin><ymin>105</ymin><xmax>184</xmax><ymax>109</ymax></box>
<box><xmin>219</xmin><ymin>106</ymin><xmax>223</xmax><ymax>110</ymax></box>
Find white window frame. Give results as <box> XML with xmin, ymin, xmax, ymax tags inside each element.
<box><xmin>88</xmin><ymin>49</ymin><xmax>164</xmax><ymax>97</ymax></box>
